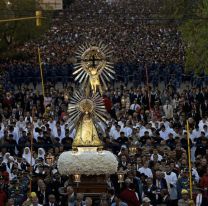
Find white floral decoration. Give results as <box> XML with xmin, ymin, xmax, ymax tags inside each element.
<box><xmin>57</xmin><ymin>150</ymin><xmax>118</xmax><ymax>175</ymax></box>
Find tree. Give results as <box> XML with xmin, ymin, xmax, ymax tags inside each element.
<box><xmin>0</xmin><ymin>0</ymin><xmax>51</xmax><ymax>54</ymax></box>
<box><xmin>160</xmin><ymin>0</ymin><xmax>208</xmax><ymax>74</ymax></box>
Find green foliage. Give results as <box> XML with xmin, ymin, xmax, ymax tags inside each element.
<box><xmin>160</xmin><ymin>0</ymin><xmax>187</xmax><ymax>18</ymax></box>
<box><xmin>160</xmin><ymin>0</ymin><xmax>208</xmax><ymax>74</ymax></box>
<box><xmin>179</xmin><ymin>0</ymin><xmax>208</xmax><ymax>74</ymax></box>
<box><xmin>0</xmin><ymin>0</ymin><xmax>52</xmax><ymax>53</ymax></box>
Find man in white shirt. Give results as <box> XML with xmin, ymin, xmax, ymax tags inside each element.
<box><xmin>163</xmin><ymin>100</ymin><xmax>173</xmax><ymax>119</ymax></box>
<box><xmin>130</xmin><ymin>99</ymin><xmax>140</xmax><ymax>112</ymax></box>
<box><xmin>118</xmin><ymin>118</ymin><xmax>125</xmax><ymax>130</ymax></box>
<box><xmin>192</xmin><ymin>126</ymin><xmax>201</xmax><ymax>140</ymax></box>
<box><xmin>160</xmin><ymin>116</ymin><xmax>170</xmax><ymax>129</ymax></box>
<box><xmin>159</xmin><ymin>125</ymin><xmax>169</xmax><ymax>140</ymax></box>
<box><xmin>198</xmin><ymin>117</ymin><xmax>208</xmax><ymax>131</ymax></box>
<box><xmin>150</xmin><ymin>148</ymin><xmax>163</xmax><ymax>161</ymax></box>
<box><xmin>122</xmin><ymin>121</ymin><xmax>132</xmax><ymax>138</ymax></box>
<box><xmin>48</xmin><ymin>117</ymin><xmax>56</xmax><ymax>131</ymax></box>
<box><xmin>110</xmin><ymin>125</ymin><xmax>121</xmax><ymax>140</ymax></box>
<box><xmin>164</xmin><ymin>164</ymin><xmax>178</xmax><ymax>202</ymax></box>
<box><xmin>16</xmin><ymin>116</ymin><xmax>26</xmax><ymax>130</ymax></box>
<box><xmin>138</xmin><ymin>161</ymin><xmax>153</xmax><ymax>178</ymax></box>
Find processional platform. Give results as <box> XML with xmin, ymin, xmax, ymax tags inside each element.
<box><xmin>72</xmin><ymin>175</ymin><xmax>107</xmax><ymax>193</ymax></box>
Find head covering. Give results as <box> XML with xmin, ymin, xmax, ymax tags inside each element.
<box><xmin>22</xmin><ymin>147</ymin><xmax>35</xmax><ymax>166</ymax></box>
<box><xmin>143</xmin><ymin>197</ymin><xmax>151</xmax><ymax>203</ymax></box>
<box><xmin>9</xmin><ymin>156</ymin><xmax>14</xmax><ymax>162</ymax></box>
<box><xmin>38</xmin><ymin>148</ymin><xmax>45</xmax><ymax>159</ymax></box>
<box><xmin>31</xmin><ymin>192</ymin><xmax>37</xmax><ymax>198</ymax></box>
<box><xmin>181</xmin><ymin>189</ymin><xmax>188</xmax><ymax>195</ymax></box>
<box><xmin>3</xmin><ymin>152</ymin><xmax>10</xmax><ymax>163</ymax></box>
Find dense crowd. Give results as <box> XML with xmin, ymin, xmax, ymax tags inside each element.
<box><xmin>1</xmin><ymin>0</ymin><xmax>208</xmax><ymax>205</ymax></box>
<box><xmin>0</xmin><ymin>0</ymin><xmax>188</xmax><ymax>89</ymax></box>
<box><xmin>0</xmin><ymin>82</ymin><xmax>208</xmax><ymax>205</ymax></box>
<box><xmin>20</xmin><ymin>0</ymin><xmax>183</xmax><ymax>65</ymax></box>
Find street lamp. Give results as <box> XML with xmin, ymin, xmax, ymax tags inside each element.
<box><xmin>117</xmin><ymin>170</ymin><xmax>125</xmax><ymax>187</ymax></box>
<box><xmin>74</xmin><ymin>174</ymin><xmax>81</xmax><ymax>183</ymax></box>
<box><xmin>7</xmin><ymin>1</ymin><xmax>11</xmax><ymax>6</ymax></box>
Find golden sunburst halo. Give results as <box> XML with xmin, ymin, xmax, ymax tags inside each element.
<box><xmin>73</xmin><ymin>42</ymin><xmax>115</xmax><ymax>92</ymax></box>
<box><xmin>67</xmin><ymin>91</ymin><xmax>107</xmax><ymax>130</ymax></box>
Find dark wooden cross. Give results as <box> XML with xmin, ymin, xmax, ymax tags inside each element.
<box><xmin>84</xmin><ymin>54</ymin><xmax>102</xmax><ymax>67</ymax></box>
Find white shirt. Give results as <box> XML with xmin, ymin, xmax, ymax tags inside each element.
<box><xmin>150</xmin><ymin>154</ymin><xmax>163</xmax><ymax>161</ymax></box>
<box><xmin>130</xmin><ymin>103</ymin><xmax>140</xmax><ymax>111</ymax></box>
<box><xmin>138</xmin><ymin>167</ymin><xmax>153</xmax><ymax>178</ymax></box>
<box><xmin>110</xmin><ymin>129</ymin><xmax>121</xmax><ymax>140</ymax></box>
<box><xmin>159</xmin><ymin>130</ymin><xmax>169</xmax><ymax>140</ymax></box>
<box><xmin>192</xmin><ymin>168</ymin><xmax>200</xmax><ymax>183</ymax></box>
<box><xmin>139</xmin><ymin>128</ymin><xmax>152</xmax><ymax>137</ymax></box>
<box><xmin>122</xmin><ymin>127</ymin><xmax>132</xmax><ymax>137</ymax></box>
<box><xmin>48</xmin><ymin>121</ymin><xmax>56</xmax><ymax>130</ymax></box>
<box><xmin>192</xmin><ymin>129</ymin><xmax>201</xmax><ymax>140</ymax></box>
<box><xmin>44</xmin><ymin>96</ymin><xmax>52</xmax><ymax>107</ymax></box>
<box><xmin>165</xmin><ymin>172</ymin><xmax>177</xmax><ymax>186</ymax></box>
<box><xmin>118</xmin><ymin>121</ymin><xmax>125</xmax><ymax>130</ymax></box>
<box><xmin>198</xmin><ymin>120</ymin><xmax>208</xmax><ymax>130</ymax></box>
<box><xmin>163</xmin><ymin>104</ymin><xmax>173</xmax><ymax>119</ymax></box>
<box><xmin>0</xmin><ymin>129</ymin><xmax>4</xmax><ymax>139</ymax></box>
<box><xmin>160</xmin><ymin>121</ymin><xmax>170</xmax><ymax>129</ymax></box>
<box><xmin>16</xmin><ymin>120</ymin><xmax>26</xmax><ymax>130</ymax></box>
<box><xmin>189</xmin><ymin>131</ymin><xmax>197</xmax><ymax>142</ymax></box>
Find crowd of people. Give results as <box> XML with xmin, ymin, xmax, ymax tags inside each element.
<box><xmin>1</xmin><ymin>0</ymin><xmax>208</xmax><ymax>206</ymax></box>
<box><xmin>0</xmin><ymin>81</ymin><xmax>208</xmax><ymax>205</ymax></box>
<box><xmin>16</xmin><ymin>0</ymin><xmax>183</xmax><ymax>65</ymax></box>
<box><xmin>0</xmin><ymin>0</ymin><xmax>190</xmax><ymax>90</ymax></box>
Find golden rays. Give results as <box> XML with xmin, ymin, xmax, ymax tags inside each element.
<box><xmin>73</xmin><ymin>42</ymin><xmax>115</xmax><ymax>93</ymax></box>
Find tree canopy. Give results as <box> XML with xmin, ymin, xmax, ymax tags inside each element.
<box><xmin>161</xmin><ymin>0</ymin><xmax>208</xmax><ymax>74</ymax></box>
<box><xmin>0</xmin><ymin>0</ymin><xmax>51</xmax><ymax>55</ymax></box>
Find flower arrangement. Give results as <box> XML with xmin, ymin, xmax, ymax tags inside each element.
<box><xmin>57</xmin><ymin>150</ymin><xmax>118</xmax><ymax>175</ymax></box>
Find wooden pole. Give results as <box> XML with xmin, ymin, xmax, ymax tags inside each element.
<box><xmin>0</xmin><ymin>16</ymin><xmax>44</xmax><ymax>23</ymax></box>
<box><xmin>38</xmin><ymin>47</ymin><xmax>45</xmax><ymax>97</ymax></box>
<box><xmin>29</xmin><ymin>107</ymin><xmax>35</xmax><ymax>193</ymax></box>
<box><xmin>186</xmin><ymin>120</ymin><xmax>193</xmax><ymax>200</ymax></box>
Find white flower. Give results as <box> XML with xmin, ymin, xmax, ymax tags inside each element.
<box><xmin>57</xmin><ymin>150</ymin><xmax>118</xmax><ymax>175</ymax></box>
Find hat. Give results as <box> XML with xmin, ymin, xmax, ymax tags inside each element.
<box><xmin>9</xmin><ymin>156</ymin><xmax>14</xmax><ymax>161</ymax></box>
<box><xmin>181</xmin><ymin>189</ymin><xmax>188</xmax><ymax>194</ymax></box>
<box><xmin>143</xmin><ymin>197</ymin><xmax>151</xmax><ymax>203</ymax></box>
<box><xmin>31</xmin><ymin>192</ymin><xmax>37</xmax><ymax>198</ymax></box>
<box><xmin>121</xmin><ymin>145</ymin><xmax>127</xmax><ymax>149</ymax></box>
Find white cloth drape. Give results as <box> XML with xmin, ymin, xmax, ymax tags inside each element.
<box><xmin>22</xmin><ymin>147</ymin><xmax>35</xmax><ymax>166</ymax></box>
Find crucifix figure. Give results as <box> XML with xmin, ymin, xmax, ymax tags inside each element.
<box><xmin>74</xmin><ymin>45</ymin><xmax>114</xmax><ymax>95</ymax></box>
<box><xmin>84</xmin><ymin>53</ymin><xmax>102</xmax><ymax>68</ymax></box>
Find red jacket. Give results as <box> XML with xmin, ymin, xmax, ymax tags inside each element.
<box><xmin>0</xmin><ymin>190</ymin><xmax>7</xmax><ymax>206</ymax></box>
<box><xmin>200</xmin><ymin>174</ymin><xmax>208</xmax><ymax>198</ymax></box>
<box><xmin>200</xmin><ymin>174</ymin><xmax>208</xmax><ymax>189</ymax></box>
<box><xmin>120</xmin><ymin>188</ymin><xmax>140</xmax><ymax>206</ymax></box>
<box><xmin>103</xmin><ymin>97</ymin><xmax>112</xmax><ymax>113</ymax></box>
